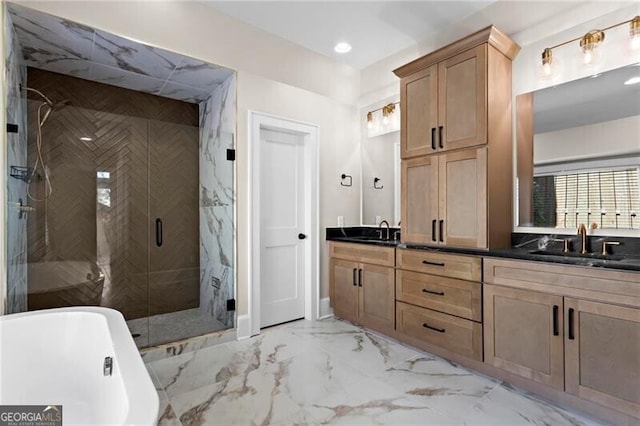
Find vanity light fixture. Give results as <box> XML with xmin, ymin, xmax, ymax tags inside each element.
<box><xmin>366</xmin><ymin>111</ymin><xmax>374</xmax><ymax>129</ymax></box>
<box><xmin>540</xmin><ymin>15</ymin><xmax>640</xmax><ymax>74</ymax></box>
<box><xmin>580</xmin><ymin>30</ymin><xmax>605</xmax><ymax>64</ymax></box>
<box><xmin>631</xmin><ymin>16</ymin><xmax>640</xmax><ymax>50</ymax></box>
<box><xmin>382</xmin><ymin>103</ymin><xmax>396</xmax><ymax>125</ymax></box>
<box><xmin>541</xmin><ymin>48</ymin><xmax>553</xmax><ymax>76</ymax></box>
<box><xmin>366</xmin><ymin>102</ymin><xmax>400</xmax><ymax>137</ymax></box>
<box><xmin>366</xmin><ymin>102</ymin><xmax>399</xmax><ymax>125</ymax></box>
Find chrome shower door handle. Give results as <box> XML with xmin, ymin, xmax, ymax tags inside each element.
<box><xmin>156</xmin><ymin>218</ymin><xmax>163</xmax><ymax>247</ymax></box>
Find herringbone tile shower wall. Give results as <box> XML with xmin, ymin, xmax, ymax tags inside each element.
<box><xmin>27</xmin><ymin>68</ymin><xmax>199</xmax><ymax>320</ymax></box>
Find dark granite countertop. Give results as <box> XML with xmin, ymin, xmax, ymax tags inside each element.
<box><xmin>326</xmin><ymin>228</ymin><xmax>640</xmax><ymax>272</ymax></box>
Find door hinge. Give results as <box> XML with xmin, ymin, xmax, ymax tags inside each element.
<box><xmin>7</xmin><ymin>123</ymin><xmax>18</xmax><ymax>133</ymax></box>
<box><xmin>226</xmin><ymin>149</ymin><xmax>235</xmax><ymax>161</ymax></box>
<box><xmin>226</xmin><ymin>298</ymin><xmax>236</xmax><ymax>311</ymax></box>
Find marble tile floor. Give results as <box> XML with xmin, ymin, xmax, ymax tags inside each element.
<box><xmin>145</xmin><ymin>317</ymin><xmax>605</xmax><ymax>426</ymax></box>
<box><xmin>128</xmin><ymin>308</ymin><xmax>229</xmax><ymax>349</ymax></box>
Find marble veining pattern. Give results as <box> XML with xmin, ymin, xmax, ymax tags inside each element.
<box><xmin>198</xmin><ymin>74</ymin><xmax>236</xmax><ymax>327</ymax></box>
<box><xmin>146</xmin><ymin>318</ymin><xmax>605</xmax><ymax>425</ymax></box>
<box><xmin>140</xmin><ymin>327</ymin><xmax>236</xmax><ymax>364</ymax></box>
<box><xmin>7</xmin><ymin>3</ymin><xmax>234</xmax><ymax>103</ymax></box>
<box><xmin>5</xmin><ymin>3</ymin><xmax>28</xmax><ymax>314</ymax></box>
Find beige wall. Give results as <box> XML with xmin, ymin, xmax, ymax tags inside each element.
<box><xmin>3</xmin><ymin>1</ymin><xmax>362</xmax><ymax>317</ymax></box>
<box><xmin>236</xmin><ymin>72</ymin><xmax>360</xmax><ymax>311</ymax></box>
<box><xmin>534</xmin><ymin>115</ymin><xmax>640</xmax><ymax>165</ymax></box>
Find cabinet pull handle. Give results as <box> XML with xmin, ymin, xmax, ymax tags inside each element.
<box><xmin>568</xmin><ymin>308</ymin><xmax>575</xmax><ymax>340</ymax></box>
<box><xmin>438</xmin><ymin>125</ymin><xmax>444</xmax><ymax>149</ymax></box>
<box><xmin>423</xmin><ymin>323</ymin><xmax>445</xmax><ymax>333</ymax></box>
<box><xmin>358</xmin><ymin>269</ymin><xmax>363</xmax><ymax>287</ymax></box>
<box><xmin>422</xmin><ymin>288</ymin><xmax>445</xmax><ymax>296</ymax></box>
<box><xmin>422</xmin><ymin>260</ymin><xmax>445</xmax><ymax>267</ymax></box>
<box><xmin>553</xmin><ymin>305</ymin><xmax>559</xmax><ymax>336</ymax></box>
<box><xmin>431</xmin><ymin>127</ymin><xmax>436</xmax><ymax>150</ymax></box>
<box><xmin>431</xmin><ymin>219</ymin><xmax>437</xmax><ymax>242</ymax></box>
<box><xmin>353</xmin><ymin>268</ymin><xmax>357</xmax><ymax>286</ymax></box>
<box><xmin>439</xmin><ymin>220</ymin><xmax>444</xmax><ymax>242</ymax></box>
<box><xmin>155</xmin><ymin>218</ymin><xmax>163</xmax><ymax>247</ymax></box>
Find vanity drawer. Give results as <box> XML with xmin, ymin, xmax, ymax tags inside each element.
<box><xmin>483</xmin><ymin>258</ymin><xmax>640</xmax><ymax>308</ymax></box>
<box><xmin>396</xmin><ymin>301</ymin><xmax>482</xmax><ymax>361</ymax></box>
<box><xmin>396</xmin><ymin>270</ymin><xmax>481</xmax><ymax>322</ymax></box>
<box><xmin>396</xmin><ymin>248</ymin><xmax>481</xmax><ymax>281</ymax></box>
<box><xmin>329</xmin><ymin>242</ymin><xmax>395</xmax><ymax>267</ymax></box>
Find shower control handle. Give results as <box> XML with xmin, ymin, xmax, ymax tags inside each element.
<box><xmin>156</xmin><ymin>218</ymin><xmax>163</xmax><ymax>247</ymax></box>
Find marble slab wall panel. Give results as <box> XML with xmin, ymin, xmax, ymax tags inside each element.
<box><xmin>7</xmin><ymin>3</ymin><xmax>234</xmax><ymax>104</ymax></box>
<box><xmin>199</xmin><ymin>73</ymin><xmax>236</xmax><ymax>328</ymax></box>
<box><xmin>5</xmin><ymin>6</ymin><xmax>28</xmax><ymax>314</ymax></box>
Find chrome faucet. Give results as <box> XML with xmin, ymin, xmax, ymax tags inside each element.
<box><xmin>577</xmin><ymin>223</ymin><xmax>588</xmax><ymax>254</ymax></box>
<box><xmin>379</xmin><ymin>220</ymin><xmax>390</xmax><ymax>240</ymax></box>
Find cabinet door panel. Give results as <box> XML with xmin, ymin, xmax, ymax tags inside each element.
<box><xmin>330</xmin><ymin>258</ymin><xmax>359</xmax><ymax>323</ymax></box>
<box><xmin>401</xmin><ymin>65</ymin><xmax>438</xmax><ymax>158</ymax></box>
<box><xmin>484</xmin><ymin>285</ymin><xmax>564</xmax><ymax>390</ymax></box>
<box><xmin>360</xmin><ymin>264</ymin><xmax>395</xmax><ymax>333</ymax></box>
<box><xmin>401</xmin><ymin>156</ymin><xmax>439</xmax><ymax>244</ymax></box>
<box><xmin>565</xmin><ymin>298</ymin><xmax>640</xmax><ymax>418</ymax></box>
<box><xmin>438</xmin><ymin>45</ymin><xmax>487</xmax><ymax>151</ymax></box>
<box><xmin>440</xmin><ymin>148</ymin><xmax>487</xmax><ymax>248</ymax></box>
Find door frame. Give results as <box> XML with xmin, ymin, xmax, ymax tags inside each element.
<box><xmin>248</xmin><ymin>111</ymin><xmax>319</xmax><ymax>337</ymax></box>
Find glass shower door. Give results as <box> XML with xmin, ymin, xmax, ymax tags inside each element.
<box><xmin>147</xmin><ymin>119</ymin><xmax>201</xmax><ymax>346</ymax></box>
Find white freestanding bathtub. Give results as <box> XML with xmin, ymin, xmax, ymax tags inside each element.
<box><xmin>0</xmin><ymin>307</ymin><xmax>158</xmax><ymax>425</ymax></box>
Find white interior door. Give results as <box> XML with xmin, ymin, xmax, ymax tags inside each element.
<box><xmin>259</xmin><ymin>128</ymin><xmax>306</xmax><ymax>328</ymax></box>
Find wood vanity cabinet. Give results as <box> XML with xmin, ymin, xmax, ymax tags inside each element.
<box><xmin>395</xmin><ymin>26</ymin><xmax>519</xmax><ymax>249</ymax></box>
<box><xmin>564</xmin><ymin>298</ymin><xmax>640</xmax><ymax>419</ymax></box>
<box><xmin>484</xmin><ymin>258</ymin><xmax>640</xmax><ymax>419</ymax></box>
<box><xmin>400</xmin><ymin>45</ymin><xmax>486</xmax><ymax>158</ymax></box>
<box><xmin>328</xmin><ymin>242</ymin><xmax>395</xmax><ymax>334</ymax></box>
<box><xmin>402</xmin><ymin>147</ymin><xmax>486</xmax><ymax>246</ymax></box>
<box><xmin>484</xmin><ymin>284</ymin><xmax>565</xmax><ymax>390</ymax></box>
<box><xmin>395</xmin><ymin>248</ymin><xmax>483</xmax><ymax>361</ymax></box>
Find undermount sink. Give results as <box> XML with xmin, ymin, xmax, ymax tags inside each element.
<box><xmin>529</xmin><ymin>250</ymin><xmax>624</xmax><ymax>261</ymax></box>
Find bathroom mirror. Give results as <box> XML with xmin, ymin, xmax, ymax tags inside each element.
<box><xmin>360</xmin><ymin>96</ymin><xmax>401</xmax><ymax>226</ymax></box>
<box><xmin>516</xmin><ymin>64</ymin><xmax>640</xmax><ymax>234</ymax></box>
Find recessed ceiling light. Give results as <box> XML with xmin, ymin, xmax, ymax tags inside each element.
<box><xmin>624</xmin><ymin>76</ymin><xmax>640</xmax><ymax>85</ymax></box>
<box><xmin>334</xmin><ymin>42</ymin><xmax>352</xmax><ymax>54</ymax></box>
<box><xmin>80</xmin><ymin>137</ymin><xmax>93</xmax><ymax>141</ymax></box>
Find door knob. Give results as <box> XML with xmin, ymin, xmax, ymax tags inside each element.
<box><xmin>298</xmin><ymin>233</ymin><xmax>307</xmax><ymax>240</ymax></box>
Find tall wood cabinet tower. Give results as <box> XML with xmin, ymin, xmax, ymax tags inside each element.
<box><xmin>394</xmin><ymin>26</ymin><xmax>519</xmax><ymax>249</ymax></box>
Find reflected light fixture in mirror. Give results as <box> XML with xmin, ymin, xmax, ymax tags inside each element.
<box><xmin>366</xmin><ymin>102</ymin><xmax>400</xmax><ymax>138</ymax></box>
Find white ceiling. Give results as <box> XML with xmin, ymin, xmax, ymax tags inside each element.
<box><xmin>200</xmin><ymin>1</ymin><xmax>590</xmax><ymax>69</ymax></box>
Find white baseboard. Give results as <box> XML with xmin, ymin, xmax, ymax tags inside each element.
<box><xmin>236</xmin><ymin>314</ymin><xmax>252</xmax><ymax>340</ymax></box>
<box><xmin>318</xmin><ymin>297</ymin><xmax>334</xmax><ymax>319</ymax></box>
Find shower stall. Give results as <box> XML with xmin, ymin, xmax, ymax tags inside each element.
<box><xmin>3</xmin><ymin>3</ymin><xmax>236</xmax><ymax>348</ymax></box>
